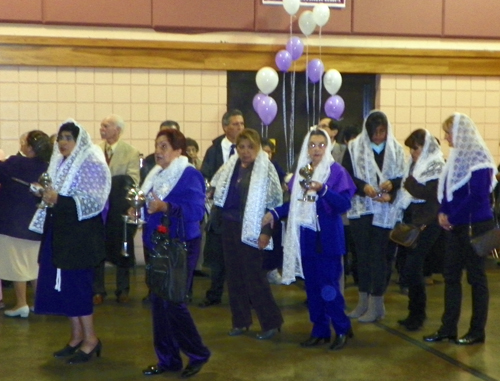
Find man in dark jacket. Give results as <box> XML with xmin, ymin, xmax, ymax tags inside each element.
<box><xmin>198</xmin><ymin>109</ymin><xmax>244</xmax><ymax>307</ymax></box>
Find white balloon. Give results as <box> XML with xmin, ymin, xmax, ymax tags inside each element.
<box><xmin>312</xmin><ymin>4</ymin><xmax>330</xmax><ymax>27</ymax></box>
<box><xmin>256</xmin><ymin>67</ymin><xmax>279</xmax><ymax>95</ymax></box>
<box><xmin>324</xmin><ymin>69</ymin><xmax>342</xmax><ymax>95</ymax></box>
<box><xmin>283</xmin><ymin>0</ymin><xmax>300</xmax><ymax>16</ymax></box>
<box><xmin>298</xmin><ymin>10</ymin><xmax>316</xmax><ymax>37</ymax></box>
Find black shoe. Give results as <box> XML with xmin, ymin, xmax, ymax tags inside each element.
<box><xmin>193</xmin><ymin>270</ymin><xmax>209</xmax><ymax>277</ymax></box>
<box><xmin>300</xmin><ymin>336</ymin><xmax>330</xmax><ymax>347</ymax></box>
<box><xmin>455</xmin><ymin>333</ymin><xmax>485</xmax><ymax>345</ymax></box>
<box><xmin>228</xmin><ymin>327</ymin><xmax>249</xmax><ymax>336</ymax></box>
<box><xmin>399</xmin><ymin>315</ymin><xmax>425</xmax><ymax>331</ymax></box>
<box><xmin>329</xmin><ymin>328</ymin><xmax>354</xmax><ymax>351</ymax></box>
<box><xmin>256</xmin><ymin>327</ymin><xmax>280</xmax><ymax>340</ymax></box>
<box><xmin>198</xmin><ymin>299</ymin><xmax>221</xmax><ymax>308</ymax></box>
<box><xmin>66</xmin><ymin>340</ymin><xmax>102</xmax><ymax>364</ymax></box>
<box><xmin>53</xmin><ymin>341</ymin><xmax>83</xmax><ymax>358</ymax></box>
<box><xmin>181</xmin><ymin>362</ymin><xmax>207</xmax><ymax>378</ymax></box>
<box><xmin>423</xmin><ymin>331</ymin><xmax>457</xmax><ymax>343</ymax></box>
<box><xmin>142</xmin><ymin>365</ymin><xmax>165</xmax><ymax>376</ymax></box>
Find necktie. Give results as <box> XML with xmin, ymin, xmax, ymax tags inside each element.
<box><xmin>229</xmin><ymin>144</ymin><xmax>236</xmax><ymax>157</ymax></box>
<box><xmin>105</xmin><ymin>145</ymin><xmax>113</xmax><ymax>164</ymax></box>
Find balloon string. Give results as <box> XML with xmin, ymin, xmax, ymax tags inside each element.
<box><xmin>305</xmin><ymin>36</ymin><xmax>310</xmax><ymax>129</ymax></box>
<box><xmin>289</xmin><ymin>15</ymin><xmax>292</xmax><ymax>37</ymax></box>
<box><xmin>312</xmin><ymin>84</ymin><xmax>316</xmax><ymax>127</ymax></box>
<box><xmin>261</xmin><ymin>121</ymin><xmax>264</xmax><ymax>138</ymax></box>
<box><xmin>282</xmin><ymin>71</ymin><xmax>288</xmax><ymax>171</ymax></box>
<box><xmin>289</xmin><ymin>68</ymin><xmax>296</xmax><ymax>172</ymax></box>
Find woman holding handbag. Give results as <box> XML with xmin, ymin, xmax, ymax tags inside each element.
<box><xmin>423</xmin><ymin>113</ymin><xmax>496</xmax><ymax>345</ymax></box>
<box><xmin>140</xmin><ymin>128</ymin><xmax>210</xmax><ymax>378</ymax></box>
<box><xmin>393</xmin><ymin>129</ymin><xmax>445</xmax><ymax>331</ymax></box>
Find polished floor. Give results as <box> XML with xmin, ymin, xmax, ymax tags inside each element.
<box><xmin>1</xmin><ymin>262</ymin><xmax>500</xmax><ymax>381</ymax></box>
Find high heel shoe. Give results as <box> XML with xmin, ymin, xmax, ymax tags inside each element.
<box><xmin>329</xmin><ymin>328</ymin><xmax>354</xmax><ymax>351</ymax></box>
<box><xmin>300</xmin><ymin>337</ymin><xmax>330</xmax><ymax>347</ymax></box>
<box><xmin>228</xmin><ymin>327</ymin><xmax>249</xmax><ymax>336</ymax></box>
<box><xmin>66</xmin><ymin>340</ymin><xmax>102</xmax><ymax>364</ymax></box>
<box><xmin>53</xmin><ymin>341</ymin><xmax>83</xmax><ymax>358</ymax></box>
<box><xmin>4</xmin><ymin>305</ymin><xmax>29</xmax><ymax>318</ymax></box>
<box><xmin>256</xmin><ymin>327</ymin><xmax>280</xmax><ymax>340</ymax></box>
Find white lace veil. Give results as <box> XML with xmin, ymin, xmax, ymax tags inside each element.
<box><xmin>30</xmin><ymin>119</ymin><xmax>111</xmax><ymax>233</ymax></box>
<box><xmin>437</xmin><ymin>113</ymin><xmax>497</xmax><ymax>203</ymax></box>
<box><xmin>141</xmin><ymin>156</ymin><xmax>192</xmax><ymax>200</ymax></box>
<box><xmin>281</xmin><ymin>128</ymin><xmax>333</xmax><ymax>284</ymax></box>
<box><xmin>346</xmin><ymin>110</ymin><xmax>405</xmax><ymax>228</ymax></box>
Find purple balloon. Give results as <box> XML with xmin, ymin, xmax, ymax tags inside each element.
<box><xmin>307</xmin><ymin>59</ymin><xmax>324</xmax><ymax>84</ymax></box>
<box><xmin>324</xmin><ymin>95</ymin><xmax>345</xmax><ymax>120</ymax></box>
<box><xmin>286</xmin><ymin>36</ymin><xmax>304</xmax><ymax>61</ymax></box>
<box><xmin>257</xmin><ymin>95</ymin><xmax>278</xmax><ymax>125</ymax></box>
<box><xmin>253</xmin><ymin>93</ymin><xmax>264</xmax><ymax>114</ymax></box>
<box><xmin>275</xmin><ymin>50</ymin><xmax>292</xmax><ymax>73</ymax></box>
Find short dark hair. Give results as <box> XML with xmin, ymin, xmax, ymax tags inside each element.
<box><xmin>27</xmin><ymin>130</ymin><xmax>52</xmax><ymax>163</ymax></box>
<box><xmin>327</xmin><ymin>120</ymin><xmax>340</xmax><ymax>131</ymax></box>
<box><xmin>222</xmin><ymin>109</ymin><xmax>243</xmax><ymax>126</ymax></box>
<box><xmin>404</xmin><ymin>129</ymin><xmax>426</xmax><ymax>149</ymax></box>
<box><xmin>261</xmin><ymin>138</ymin><xmax>275</xmax><ymax>152</ymax></box>
<box><xmin>365</xmin><ymin>111</ymin><xmax>388</xmax><ymax>139</ymax></box>
<box><xmin>160</xmin><ymin>120</ymin><xmax>180</xmax><ymax>130</ymax></box>
<box><xmin>185</xmin><ymin>137</ymin><xmax>199</xmax><ymax>152</ymax></box>
<box><xmin>58</xmin><ymin>122</ymin><xmax>80</xmax><ymax>141</ymax></box>
<box><xmin>310</xmin><ymin>129</ymin><xmax>329</xmax><ymax>140</ymax></box>
<box><xmin>156</xmin><ymin>128</ymin><xmax>187</xmax><ymax>156</ymax></box>
<box><xmin>341</xmin><ymin>125</ymin><xmax>361</xmax><ymax>144</ymax></box>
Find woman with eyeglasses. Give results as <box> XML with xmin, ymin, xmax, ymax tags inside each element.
<box><xmin>263</xmin><ymin>128</ymin><xmax>356</xmax><ymax>350</ymax></box>
<box><xmin>30</xmin><ymin>120</ymin><xmax>111</xmax><ymax>364</ymax></box>
<box><xmin>343</xmin><ymin>111</ymin><xmax>405</xmax><ymax>323</ymax></box>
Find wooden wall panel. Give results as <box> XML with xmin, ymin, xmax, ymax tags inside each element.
<box><xmin>0</xmin><ymin>0</ymin><xmax>42</xmax><ymax>23</ymax></box>
<box><xmin>444</xmin><ymin>0</ymin><xmax>500</xmax><ymax>38</ymax></box>
<box><xmin>152</xmin><ymin>0</ymin><xmax>254</xmax><ymax>32</ymax></box>
<box><xmin>352</xmin><ymin>0</ymin><xmax>443</xmax><ymax>37</ymax></box>
<box><xmin>254</xmin><ymin>0</ymin><xmax>351</xmax><ymax>34</ymax></box>
<box><xmin>43</xmin><ymin>0</ymin><xmax>152</xmax><ymax>27</ymax></box>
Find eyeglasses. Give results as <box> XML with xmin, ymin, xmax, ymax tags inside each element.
<box><xmin>56</xmin><ymin>135</ymin><xmax>74</xmax><ymax>142</ymax></box>
<box><xmin>308</xmin><ymin>142</ymin><xmax>326</xmax><ymax>149</ymax></box>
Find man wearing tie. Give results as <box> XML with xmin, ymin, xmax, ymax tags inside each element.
<box><xmin>198</xmin><ymin>110</ymin><xmax>244</xmax><ymax>307</ymax></box>
<box><xmin>93</xmin><ymin>114</ymin><xmax>140</xmax><ymax>304</ymax></box>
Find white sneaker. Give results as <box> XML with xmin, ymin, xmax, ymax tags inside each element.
<box><xmin>267</xmin><ymin>269</ymin><xmax>282</xmax><ymax>285</ymax></box>
<box><xmin>4</xmin><ymin>305</ymin><xmax>29</xmax><ymax>318</ymax></box>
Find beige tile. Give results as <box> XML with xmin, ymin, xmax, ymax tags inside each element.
<box><xmin>381</xmin><ymin>107</ymin><xmax>395</xmax><ymax>122</ymax></box>
<box><xmin>470</xmin><ymin>91</ymin><xmax>486</xmax><ymax>107</ymax></box>
<box><xmin>485</xmin><ymin>108</ymin><xmax>500</xmax><ymax>124</ymax></box>
<box><xmin>184</xmin><ymin>87</ymin><xmax>201</xmax><ymax>104</ymax></box>
<box><xmin>165</xmin><ymin>104</ymin><xmax>184</xmax><ymax>122</ymax></box>
<box><xmin>185</xmin><ymin>71</ymin><xmax>202</xmax><ymax>86</ymax></box>
<box><xmin>112</xmin><ymin>85</ymin><xmax>131</xmax><ymax>103</ymax></box>
<box><xmin>120</xmin><ymin>125</ymin><xmax>131</xmax><ymax>140</ymax></box>
<box><xmin>0</xmin><ymin>67</ymin><xmax>19</xmax><ymax>83</ymax></box>
<box><xmin>425</xmin><ymin>108</ymin><xmax>442</xmax><ymax>124</ymax></box>
<box><xmin>456</xmin><ymin>77</ymin><xmax>471</xmax><ymax>90</ymax></box>
<box><xmin>38</xmin><ymin>121</ymin><xmax>59</xmax><ymax>135</ymax></box>
<box><xmin>185</xmin><ymin>104</ymin><xmax>202</xmax><ymax>122</ymax></box>
<box><xmin>131</xmin><ymin>85</ymin><xmax>149</xmax><ymax>103</ymax></box>
<box><xmin>38</xmin><ymin>68</ymin><xmax>57</xmax><ymax>83</ymax></box>
<box><xmin>2</xmin><ymin>139</ymin><xmax>19</xmax><ymax>156</ymax></box>
<box><xmin>483</xmin><ymin>124</ymin><xmax>499</xmax><ymax>140</ymax></box>
<box><xmin>57</xmin><ymin>103</ymin><xmax>76</xmax><ymax>121</ymax></box>
<box><xmin>441</xmin><ymin>91</ymin><xmax>456</xmax><ymax>107</ymax></box>
<box><xmin>20</xmin><ymin>103</ymin><xmax>38</xmax><ymax>121</ymax></box>
<box><xmin>202</xmin><ymin>105</ymin><xmax>221</xmax><ymax>123</ymax></box>
<box><xmin>131</xmin><ymin>104</ymin><xmax>149</xmax><ymax>121</ymax></box>
<box><xmin>150</xmin><ymin>70</ymin><xmax>167</xmax><ymax>85</ymax></box>
<box><xmin>57</xmin><ymin>84</ymin><xmax>76</xmax><ymax>102</ymax></box>
<box><xmin>395</xmin><ymin>90</ymin><xmax>410</xmax><ymax>107</ymax></box>
<box><xmin>130</xmin><ymin>121</ymin><xmax>149</xmax><ymax>139</ymax></box>
<box><xmin>201</xmin><ymin>86</ymin><xmax>219</xmax><ymax>105</ymax></box>
<box><xmin>410</xmin><ymin>91</ymin><xmax>425</xmax><ymax>107</ymax></box>
<box><xmin>410</xmin><ymin>76</ymin><xmax>426</xmax><ymax>90</ymax></box>
<box><xmin>202</xmin><ymin>72</ymin><xmax>220</xmax><ymax>87</ymax></box>
<box><xmin>113</xmin><ymin>69</ymin><xmax>131</xmax><ymax>84</ymax></box>
<box><xmin>95</xmin><ymin>69</ymin><xmax>113</xmax><ymax>84</ymax></box>
<box><xmin>0</xmin><ymin>121</ymin><xmax>20</xmax><ymax>139</ymax></box>
<box><xmin>485</xmin><ymin>92</ymin><xmax>500</xmax><ymax>108</ymax></box>
<box><xmin>167</xmin><ymin>86</ymin><xmax>184</xmax><ymax>104</ymax></box>
<box><xmin>485</xmin><ymin>139</ymin><xmax>499</xmax><ymax>157</ymax></box>
<box><xmin>0</xmin><ymin>102</ymin><xmax>19</xmax><ymax>121</ymax></box>
<box><xmin>76</xmin><ymin>84</ymin><xmax>95</xmax><ymax>103</ymax></box>
<box><xmin>38</xmin><ymin>103</ymin><xmax>57</xmax><ymax>121</ymax></box>
<box><xmin>132</xmin><ymin>139</ymin><xmax>150</xmax><ymax>156</ymax></box>
<box><xmin>95</xmin><ymin>85</ymin><xmax>113</xmax><ymax>103</ymax></box>
<box><xmin>378</xmin><ymin>90</ymin><xmax>395</xmax><ymax>107</ymax></box>
<box><xmin>111</xmin><ymin>104</ymin><xmax>131</xmax><ymax>122</ymax></box>
<box><xmin>57</xmin><ymin>68</ymin><xmax>76</xmax><ymax>83</ymax></box>
<box><xmin>218</xmin><ymin>71</ymin><xmax>227</xmax><ymax>87</ymax></box>
<box><xmin>201</xmin><ymin>121</ymin><xmax>220</xmax><ymax>140</ymax></box>
<box><xmin>76</xmin><ymin>103</ymin><xmax>95</xmax><ymax>122</ymax></box>
<box><xmin>469</xmin><ymin>109</ymin><xmax>485</xmax><ymax>124</ymax></box>
<box><xmin>485</xmin><ymin>78</ymin><xmax>500</xmax><ymax>91</ymax></box>
<box><xmin>471</xmin><ymin>77</ymin><xmax>486</xmax><ymax>91</ymax></box>
<box><xmin>38</xmin><ymin>84</ymin><xmax>57</xmax><ymax>102</ymax></box>
<box><xmin>18</xmin><ymin>67</ymin><xmax>38</xmax><ymax>83</ymax></box>
<box><xmin>76</xmin><ymin>68</ymin><xmax>95</xmax><ymax>84</ymax></box>
<box><xmin>167</xmin><ymin>70</ymin><xmax>184</xmax><ymax>85</ymax></box>
<box><xmin>410</xmin><ymin>108</ymin><xmax>426</xmax><ymax>124</ymax></box>
<box><xmin>379</xmin><ymin>75</ymin><xmax>396</xmax><ymax>90</ymax></box>
<box><xmin>456</xmin><ymin>91</ymin><xmax>471</xmax><ymax>108</ymax></box>
<box><xmin>218</xmin><ymin>87</ymin><xmax>227</xmax><ymax>104</ymax></box>
<box><xmin>182</xmin><ymin>122</ymin><xmax>202</xmax><ymax>140</ymax></box>
<box><xmin>395</xmin><ymin>76</ymin><xmax>411</xmax><ymax>90</ymax></box>
<box><xmin>149</xmin><ymin>86</ymin><xmax>167</xmax><ymax>103</ymax></box>
<box><xmin>0</xmin><ymin>83</ymin><xmax>19</xmax><ymax>101</ymax></box>
<box><xmin>394</xmin><ymin>107</ymin><xmax>410</xmax><ymax>124</ymax></box>
<box><xmin>19</xmin><ymin>83</ymin><xmax>38</xmax><ymax>102</ymax></box>
<box><xmin>131</xmin><ymin>70</ymin><xmax>150</xmax><ymax>85</ymax></box>
<box><xmin>149</xmin><ymin>104</ymin><xmax>167</xmax><ymax>121</ymax></box>
<box><xmin>393</xmin><ymin>123</ymin><xmax>411</xmax><ymax>140</ymax></box>
<box><xmin>441</xmin><ymin>77</ymin><xmax>456</xmax><ymax>90</ymax></box>
<box><xmin>94</xmin><ymin>103</ymin><xmax>113</xmax><ymax>121</ymax></box>
<box><xmin>426</xmin><ymin>76</ymin><xmax>441</xmax><ymax>90</ymax></box>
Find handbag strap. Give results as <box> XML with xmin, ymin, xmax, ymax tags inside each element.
<box><xmin>161</xmin><ymin>210</ymin><xmax>186</xmax><ymax>242</ymax></box>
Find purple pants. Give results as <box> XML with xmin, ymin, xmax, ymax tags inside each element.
<box><xmin>151</xmin><ymin>237</ymin><xmax>210</xmax><ymax>370</ymax></box>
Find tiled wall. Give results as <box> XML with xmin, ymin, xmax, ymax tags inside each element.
<box><xmin>378</xmin><ymin>75</ymin><xmax>500</xmax><ymax>161</ymax></box>
<box><xmin>0</xmin><ymin>66</ymin><xmax>228</xmax><ymax>158</ymax></box>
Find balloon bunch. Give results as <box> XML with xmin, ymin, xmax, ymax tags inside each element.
<box><xmin>254</xmin><ymin>67</ymin><xmax>279</xmax><ymax>129</ymax></box>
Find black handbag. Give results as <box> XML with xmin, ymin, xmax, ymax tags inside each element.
<box><xmin>146</xmin><ymin>213</ymin><xmax>188</xmax><ymax>303</ymax></box>
<box><xmin>389</xmin><ymin>222</ymin><xmax>426</xmax><ymax>248</ymax></box>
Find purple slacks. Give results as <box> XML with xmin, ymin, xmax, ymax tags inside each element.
<box><xmin>151</xmin><ymin>237</ymin><xmax>210</xmax><ymax>370</ymax></box>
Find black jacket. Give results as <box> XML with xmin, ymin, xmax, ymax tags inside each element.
<box><xmin>201</xmin><ymin>135</ymin><xmax>225</xmax><ymax>181</ymax></box>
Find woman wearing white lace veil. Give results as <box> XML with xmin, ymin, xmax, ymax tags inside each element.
<box><xmin>263</xmin><ymin>128</ymin><xmax>356</xmax><ymax>350</ymax></box>
<box><xmin>30</xmin><ymin>120</ymin><xmax>111</xmax><ymax>364</ymax></box>
<box><xmin>211</xmin><ymin>128</ymin><xmax>283</xmax><ymax>340</ymax></box>
<box><xmin>343</xmin><ymin>110</ymin><xmax>405</xmax><ymax>323</ymax></box>
<box><xmin>393</xmin><ymin>129</ymin><xmax>444</xmax><ymax>331</ymax></box>
<box><xmin>424</xmin><ymin>113</ymin><xmax>496</xmax><ymax>346</ymax></box>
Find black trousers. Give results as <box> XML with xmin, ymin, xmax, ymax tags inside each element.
<box><xmin>203</xmin><ymin>230</ymin><xmax>225</xmax><ymax>303</ymax></box>
<box><xmin>440</xmin><ymin>220</ymin><xmax>493</xmax><ymax>336</ymax></box>
<box><xmin>93</xmin><ymin>261</ymin><xmax>129</xmax><ymax>297</ymax></box>
<box><xmin>350</xmin><ymin>215</ymin><xmax>391</xmax><ymax>296</ymax></box>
